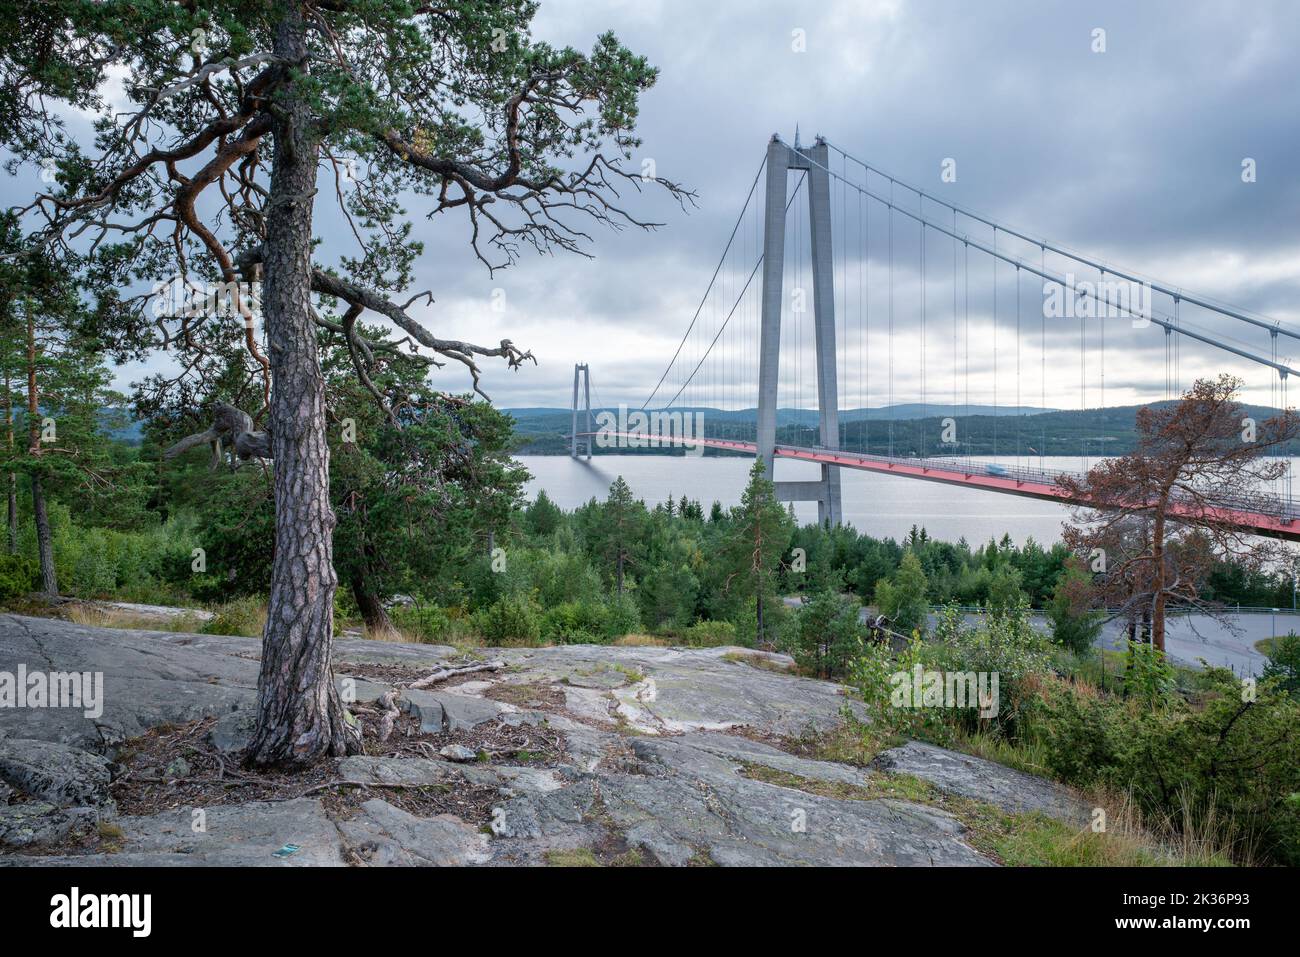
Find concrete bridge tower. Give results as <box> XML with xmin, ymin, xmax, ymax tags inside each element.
<box><xmin>756</xmin><ymin>133</ymin><xmax>842</xmax><ymax>525</ymax></box>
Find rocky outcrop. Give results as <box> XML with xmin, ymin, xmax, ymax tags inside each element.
<box><xmin>871</xmin><ymin>741</ymin><xmax>1093</xmax><ymax>825</ymax></box>
<box><xmin>0</xmin><ymin>614</ymin><xmax>1090</xmax><ymax>866</ymax></box>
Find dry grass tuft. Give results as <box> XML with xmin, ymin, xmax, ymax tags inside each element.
<box><xmin>64</xmin><ymin>603</ymin><xmax>206</xmax><ymax>633</ymax></box>
<box><xmin>613</xmin><ymin>633</ymin><xmax>668</xmax><ymax>647</ymax></box>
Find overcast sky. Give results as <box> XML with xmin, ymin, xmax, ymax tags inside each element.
<box><xmin>7</xmin><ymin>0</ymin><xmax>1300</xmax><ymax>413</ymax></box>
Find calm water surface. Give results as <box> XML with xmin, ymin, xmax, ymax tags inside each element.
<box><xmin>519</xmin><ymin>454</ymin><xmax>1096</xmax><ymax>544</ymax></box>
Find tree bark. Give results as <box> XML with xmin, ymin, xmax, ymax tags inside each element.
<box><xmin>1151</xmin><ymin>510</ymin><xmax>1166</xmax><ymax>652</ymax></box>
<box><xmin>245</xmin><ymin>5</ymin><xmax>356</xmax><ymax>766</ymax></box>
<box><xmin>350</xmin><ymin>567</ymin><xmax>393</xmax><ymax>635</ymax></box>
<box><xmin>29</xmin><ymin>474</ymin><xmax>54</xmax><ymax>595</ymax></box>
<box><xmin>25</xmin><ymin>309</ymin><xmax>54</xmax><ymax>596</ymax></box>
<box><xmin>4</xmin><ymin>361</ymin><xmax>16</xmax><ymax>554</ymax></box>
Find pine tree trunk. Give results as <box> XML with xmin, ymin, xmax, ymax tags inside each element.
<box><xmin>1151</xmin><ymin>510</ymin><xmax>1166</xmax><ymax>652</ymax></box>
<box><xmin>6</xmin><ymin>473</ymin><xmax>15</xmax><ymax>555</ymax></box>
<box><xmin>351</xmin><ymin>568</ymin><xmax>394</xmax><ymax>635</ymax></box>
<box><xmin>25</xmin><ymin>310</ymin><xmax>54</xmax><ymax>595</ymax></box>
<box><xmin>246</xmin><ymin>6</ymin><xmax>356</xmax><ymax>766</ymax></box>
<box><xmin>29</xmin><ymin>474</ymin><xmax>54</xmax><ymax>595</ymax></box>
<box><xmin>4</xmin><ymin>363</ymin><xmax>16</xmax><ymax>554</ymax></box>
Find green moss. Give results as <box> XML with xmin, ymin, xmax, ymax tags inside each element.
<box><xmin>720</xmin><ymin>651</ymin><xmax>789</xmax><ymax>673</ymax></box>
<box><xmin>545</xmin><ymin>847</ymin><xmax>601</xmax><ymax>867</ymax></box>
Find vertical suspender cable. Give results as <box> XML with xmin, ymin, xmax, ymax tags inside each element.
<box><xmin>919</xmin><ymin>205</ymin><xmax>926</xmax><ymax>455</ymax></box>
<box><xmin>1016</xmin><ymin>264</ymin><xmax>1022</xmax><ymax>465</ymax></box>
<box><xmin>1040</xmin><ymin>244</ymin><xmax>1046</xmax><ymax>467</ymax></box>
<box><xmin>862</xmin><ymin>182</ymin><xmax>869</xmax><ymax>452</ymax></box>
<box><xmin>1080</xmin><ymin>283</ymin><xmax>1088</xmax><ymax>471</ymax></box>
<box><xmin>964</xmin><ymin>240</ymin><xmax>970</xmax><ymax>461</ymax></box>
<box><xmin>992</xmin><ymin>226</ymin><xmax>999</xmax><ymax>459</ymax></box>
<box><xmin>1100</xmin><ymin>268</ymin><xmax>1106</xmax><ymax>460</ymax></box>
<box><xmin>888</xmin><ymin>179</ymin><xmax>895</xmax><ymax>456</ymax></box>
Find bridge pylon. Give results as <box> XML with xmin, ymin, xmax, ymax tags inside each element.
<box><xmin>571</xmin><ymin>362</ymin><xmax>592</xmax><ymax>460</ymax></box>
<box><xmin>757</xmin><ymin>133</ymin><xmax>842</xmax><ymax>525</ymax></box>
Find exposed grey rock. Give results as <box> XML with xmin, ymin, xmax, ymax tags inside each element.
<box><xmin>429</xmin><ymin>691</ymin><xmax>506</xmax><ymax>732</ymax></box>
<box><xmin>329</xmin><ymin>638</ymin><xmax>458</xmax><ymax>666</ymax></box>
<box><xmin>399</xmin><ymin>689</ymin><xmax>446</xmax><ymax>733</ymax></box>
<box><xmin>564</xmin><ymin>669</ymin><xmax>628</xmax><ymax>690</ymax></box>
<box><xmin>0</xmin><ymin>738</ymin><xmax>112</xmax><ymax>807</ymax></box>
<box><xmin>96</xmin><ymin>601</ymin><xmax>215</xmax><ymax>623</ymax></box>
<box><xmin>872</xmin><ymin>741</ymin><xmax>1092</xmax><ymax>825</ymax></box>
<box><xmin>497</xmin><ymin>710</ymin><xmax>547</xmax><ymax>728</ymax></box>
<box><xmin>338</xmin><ymin>799</ymin><xmax>489</xmax><ymax>866</ymax></box>
<box><xmin>438</xmin><ymin>744</ymin><xmax>478</xmax><ymax>762</ymax></box>
<box><xmin>488</xmin><ymin>774</ymin><xmax>597</xmax><ymax>844</ymax></box>
<box><xmin>0</xmin><ymin>613</ymin><xmax>256</xmax><ymax>748</ymax></box>
<box><xmin>337</xmin><ymin>677</ymin><xmax>392</xmax><ymax>707</ymax></box>
<box><xmin>550</xmin><ymin>720</ymin><xmax>626</xmax><ymax>773</ymax></box>
<box><xmin>2</xmin><ymin>799</ymin><xmax>345</xmax><ymax>866</ymax></box>
<box><xmin>0</xmin><ymin>802</ymin><xmax>75</xmax><ymax>847</ymax></box>
<box><xmin>667</xmin><ymin>731</ymin><xmax>874</xmax><ymax>789</ymax></box>
<box><xmin>0</xmin><ymin>615</ymin><xmax>1049</xmax><ymax>867</ymax></box>
<box><xmin>599</xmin><ymin>735</ymin><xmax>991</xmax><ymax>866</ymax></box>
<box><xmin>459</xmin><ymin>763</ymin><xmax>569</xmax><ymax>796</ymax></box>
<box><xmin>208</xmin><ymin>709</ymin><xmax>256</xmax><ymax>755</ymax></box>
<box><xmin>496</xmin><ymin>643</ymin><xmax>861</xmax><ymax>735</ymax></box>
<box><xmin>338</xmin><ymin>755</ymin><xmax>459</xmax><ymax>788</ymax></box>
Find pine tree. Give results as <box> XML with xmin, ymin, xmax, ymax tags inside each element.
<box><xmin>2</xmin><ymin>2</ymin><xmax>687</xmax><ymax>764</ymax></box>
<box><xmin>590</xmin><ymin>476</ymin><xmax>645</xmax><ymax>595</ymax></box>
<box><xmin>723</xmin><ymin>461</ymin><xmax>794</xmax><ymax>645</ymax></box>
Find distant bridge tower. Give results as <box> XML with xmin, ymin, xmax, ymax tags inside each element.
<box><xmin>571</xmin><ymin>362</ymin><xmax>592</xmax><ymax>460</ymax></box>
<box><xmin>757</xmin><ymin>133</ymin><xmax>842</xmax><ymax>525</ymax></box>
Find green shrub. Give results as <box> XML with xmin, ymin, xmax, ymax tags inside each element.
<box><xmin>1122</xmin><ymin>640</ymin><xmax>1177</xmax><ymax>706</ymax></box>
<box><xmin>1045</xmin><ymin>560</ymin><xmax>1104</xmax><ymax>654</ymax></box>
<box><xmin>850</xmin><ymin>633</ymin><xmax>951</xmax><ymax>743</ymax></box>
<box><xmin>683</xmin><ymin>619</ymin><xmax>738</xmax><ymax>647</ymax></box>
<box><xmin>603</xmin><ymin>591</ymin><xmax>641</xmax><ymax>639</ymax></box>
<box><xmin>0</xmin><ymin>554</ymin><xmax>36</xmax><ymax>600</ymax></box>
<box><xmin>873</xmin><ymin>551</ymin><xmax>929</xmax><ymax>637</ymax></box>
<box><xmin>540</xmin><ymin>593</ymin><xmax>642</xmax><ymax>644</ymax></box>
<box><xmin>390</xmin><ymin>604</ymin><xmax>453</xmax><ymax>642</ymax></box>
<box><xmin>476</xmin><ymin>594</ymin><xmax>542</xmax><ymax>645</ymax></box>
<box><xmin>927</xmin><ymin>604</ymin><xmax>1052</xmax><ymax>737</ymax></box>
<box><xmin>1262</xmin><ymin>631</ymin><xmax>1300</xmax><ymax>696</ymax></box>
<box><xmin>541</xmin><ymin>601</ymin><xmax>605</xmax><ymax>644</ymax></box>
<box><xmin>1033</xmin><ymin>681</ymin><xmax>1124</xmax><ymax>784</ymax></box>
<box><xmin>779</xmin><ymin>589</ymin><xmax>863</xmax><ymax>678</ymax></box>
<box><xmin>200</xmin><ymin>597</ymin><xmax>267</xmax><ymax>638</ymax></box>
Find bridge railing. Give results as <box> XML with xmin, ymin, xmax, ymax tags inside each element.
<box><xmin>776</xmin><ymin>442</ymin><xmax>1300</xmax><ymax>523</ymax></box>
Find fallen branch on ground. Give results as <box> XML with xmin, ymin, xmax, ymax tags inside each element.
<box><xmin>407</xmin><ymin>659</ymin><xmax>506</xmax><ymax>690</ymax></box>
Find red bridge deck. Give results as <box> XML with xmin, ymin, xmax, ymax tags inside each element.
<box><xmin>585</xmin><ymin>432</ymin><xmax>1300</xmax><ymax>541</ymax></box>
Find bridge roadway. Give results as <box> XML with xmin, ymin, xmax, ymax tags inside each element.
<box><xmin>584</xmin><ymin>431</ymin><xmax>1300</xmax><ymax>541</ymax></box>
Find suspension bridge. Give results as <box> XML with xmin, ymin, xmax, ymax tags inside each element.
<box><xmin>569</xmin><ymin>133</ymin><xmax>1300</xmax><ymax>540</ymax></box>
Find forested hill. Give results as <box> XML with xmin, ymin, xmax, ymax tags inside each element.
<box><xmin>507</xmin><ymin>402</ymin><xmax>1293</xmax><ymax>457</ymax></box>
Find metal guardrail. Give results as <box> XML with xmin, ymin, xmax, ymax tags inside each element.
<box><xmin>777</xmin><ymin>443</ymin><xmax>1300</xmax><ymax>524</ymax></box>
<box><xmin>931</xmin><ymin>603</ymin><xmax>1300</xmax><ymax>616</ymax></box>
